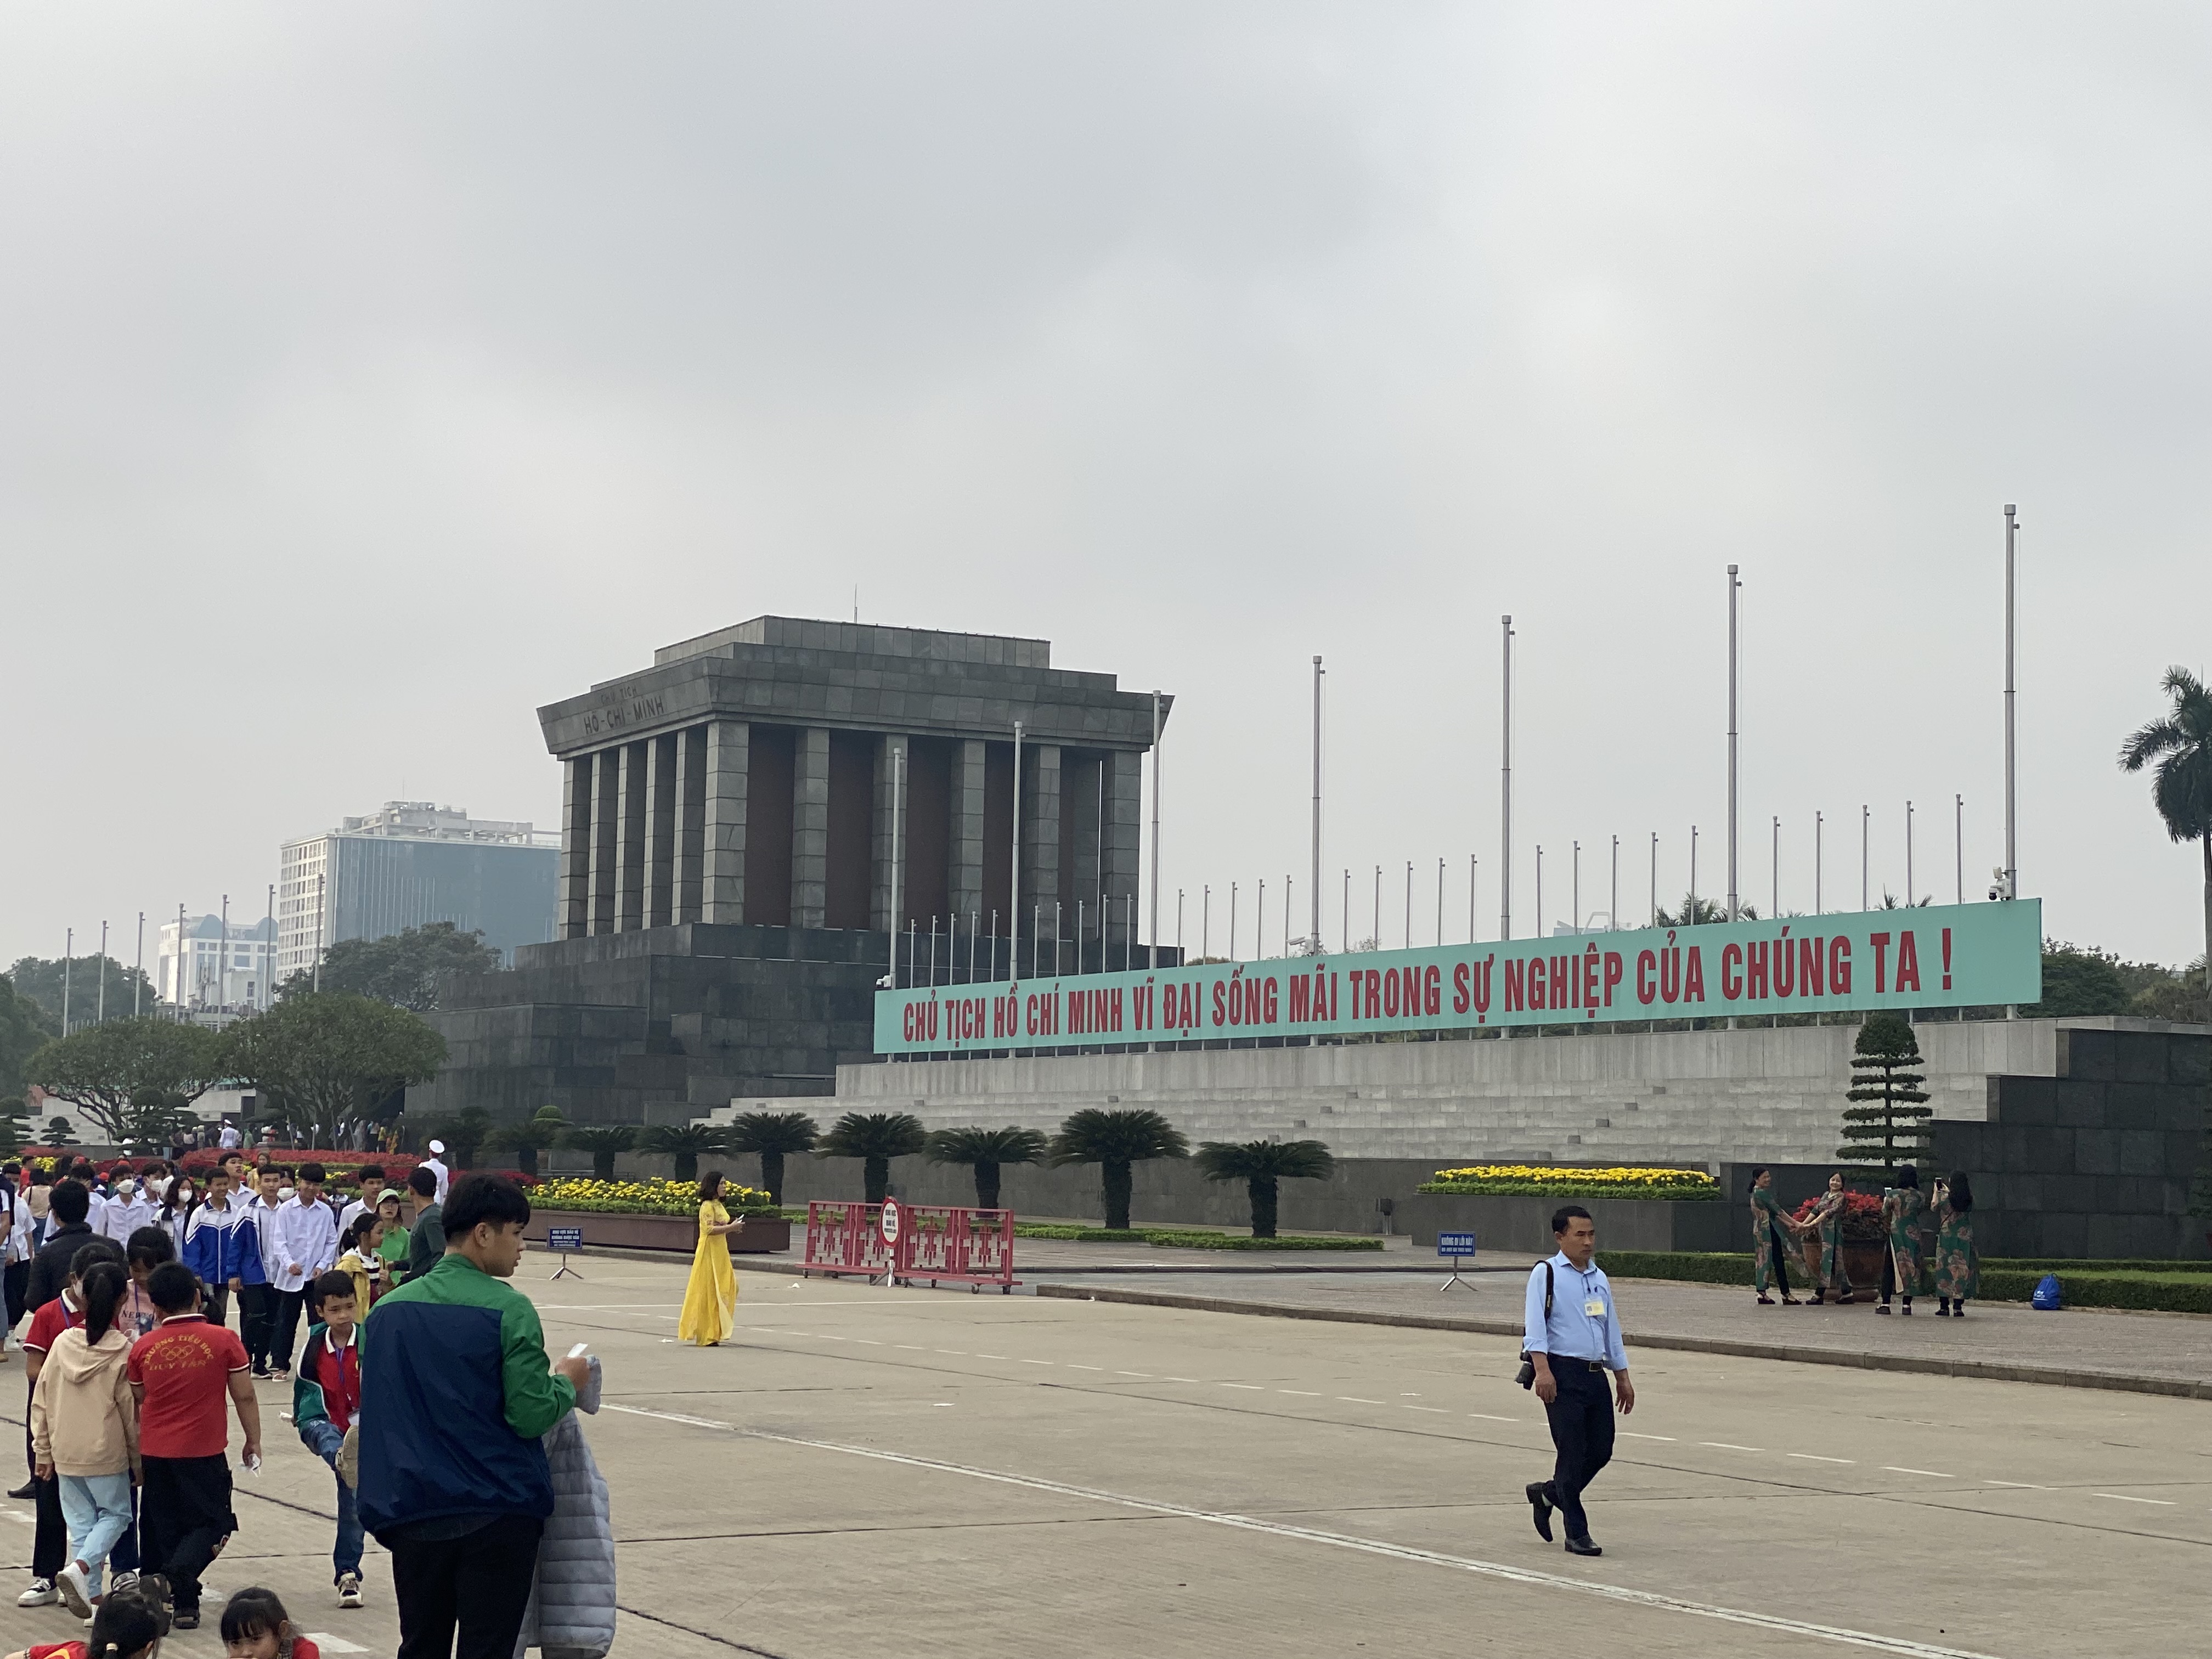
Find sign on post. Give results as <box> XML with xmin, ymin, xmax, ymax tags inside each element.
<box><xmin>1437</xmin><ymin>1230</ymin><xmax>1476</xmax><ymax>1294</ymax></box>
<box><xmin>879</xmin><ymin>1199</ymin><xmax>901</xmax><ymax>1285</ymax></box>
<box><xmin>546</xmin><ymin>1225</ymin><xmax>584</xmax><ymax>1282</ymax></box>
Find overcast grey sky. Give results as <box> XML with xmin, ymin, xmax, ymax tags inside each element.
<box><xmin>4</xmin><ymin>3</ymin><xmax>2207</xmax><ymax>973</ymax></box>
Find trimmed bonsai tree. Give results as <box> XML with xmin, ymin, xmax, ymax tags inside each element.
<box><xmin>724</xmin><ymin>1110</ymin><xmax>821</xmax><ymax>1206</ymax></box>
<box><xmin>926</xmin><ymin>1126</ymin><xmax>1046</xmax><ymax>1210</ymax></box>
<box><xmin>560</xmin><ymin>1124</ymin><xmax>637</xmax><ymax>1181</ymax></box>
<box><xmin>1194</xmin><ymin>1138</ymin><xmax>1334</xmax><ymax>1239</ymax></box>
<box><xmin>639</xmin><ymin>1121</ymin><xmax>731</xmax><ymax>1182</ymax></box>
<box><xmin>1047</xmin><ymin>1108</ymin><xmax>1189</xmax><ymax>1231</ymax></box>
<box><xmin>1838</xmin><ymin>1012</ymin><xmax>1932</xmax><ymax>1180</ymax></box>
<box><xmin>817</xmin><ymin>1111</ymin><xmax>927</xmax><ymax>1204</ymax></box>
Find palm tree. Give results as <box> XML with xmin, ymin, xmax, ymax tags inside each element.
<box><xmin>638</xmin><ymin>1122</ymin><xmax>731</xmax><ymax>1182</ymax></box>
<box><xmin>1193</xmin><ymin>1139</ymin><xmax>1335</xmax><ymax>1238</ymax></box>
<box><xmin>2120</xmin><ymin>667</ymin><xmax>2212</xmax><ymax>1024</ymax></box>
<box><xmin>817</xmin><ymin>1111</ymin><xmax>928</xmax><ymax>1203</ymax></box>
<box><xmin>723</xmin><ymin>1110</ymin><xmax>820</xmax><ymax>1206</ymax></box>
<box><xmin>926</xmin><ymin>1126</ymin><xmax>1047</xmax><ymax>1210</ymax></box>
<box><xmin>1656</xmin><ymin>895</ymin><xmax>1756</xmax><ymax>927</ymax></box>
<box><xmin>1047</xmin><ymin>1108</ymin><xmax>1188</xmax><ymax>1231</ymax></box>
<box><xmin>488</xmin><ymin>1105</ymin><xmax>569</xmax><ymax>1178</ymax></box>
<box><xmin>560</xmin><ymin>1124</ymin><xmax>637</xmax><ymax>1181</ymax></box>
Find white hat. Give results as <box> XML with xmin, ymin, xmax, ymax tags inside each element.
<box><xmin>428</xmin><ymin>1139</ymin><xmax>446</xmax><ymax>1155</ymax></box>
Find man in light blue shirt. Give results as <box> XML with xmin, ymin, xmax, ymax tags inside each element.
<box><xmin>1522</xmin><ymin>1203</ymin><xmax>1635</xmax><ymax>1556</ymax></box>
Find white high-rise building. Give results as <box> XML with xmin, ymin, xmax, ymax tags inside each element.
<box><xmin>156</xmin><ymin>914</ymin><xmax>279</xmax><ymax>1012</ymax></box>
<box><xmin>278</xmin><ymin>801</ymin><xmax>560</xmax><ymax>981</ymax></box>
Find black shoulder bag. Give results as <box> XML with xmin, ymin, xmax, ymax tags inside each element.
<box><xmin>1515</xmin><ymin>1261</ymin><xmax>1554</xmax><ymax>1389</ymax></box>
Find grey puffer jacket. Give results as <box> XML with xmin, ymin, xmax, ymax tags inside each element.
<box><xmin>512</xmin><ymin>1356</ymin><xmax>616</xmax><ymax>1659</ymax></box>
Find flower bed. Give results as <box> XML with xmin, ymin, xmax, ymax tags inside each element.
<box><xmin>529</xmin><ymin>1176</ymin><xmax>776</xmax><ymax>1216</ymax></box>
<box><xmin>1791</xmin><ymin>1189</ymin><xmax>1886</xmax><ymax>1241</ymax></box>
<box><xmin>1418</xmin><ymin>1164</ymin><xmax>1721</xmax><ymax>1201</ymax></box>
<box><xmin>1593</xmin><ymin>1251</ymin><xmax>2212</xmax><ymax>1313</ymax></box>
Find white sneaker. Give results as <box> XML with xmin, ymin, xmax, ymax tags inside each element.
<box><xmin>55</xmin><ymin>1561</ymin><xmax>93</xmax><ymax>1619</ymax></box>
<box><xmin>337</xmin><ymin>1572</ymin><xmax>362</xmax><ymax>1609</ymax></box>
<box><xmin>15</xmin><ymin>1578</ymin><xmax>56</xmax><ymax>1607</ymax></box>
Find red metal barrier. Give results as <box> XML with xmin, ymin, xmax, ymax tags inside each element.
<box><xmin>900</xmin><ymin>1205</ymin><xmax>1019</xmax><ymax>1293</ymax></box>
<box><xmin>799</xmin><ymin>1201</ymin><xmax>1019</xmax><ymax>1292</ymax></box>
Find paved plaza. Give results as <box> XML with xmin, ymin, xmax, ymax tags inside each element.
<box><xmin>11</xmin><ymin>1249</ymin><xmax>2190</xmax><ymax>1658</ymax></box>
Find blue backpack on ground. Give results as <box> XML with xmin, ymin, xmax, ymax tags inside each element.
<box><xmin>2030</xmin><ymin>1273</ymin><xmax>2062</xmax><ymax>1311</ymax></box>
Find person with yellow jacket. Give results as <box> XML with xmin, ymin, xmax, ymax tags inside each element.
<box><xmin>29</xmin><ymin>1261</ymin><xmax>140</xmax><ymax>1620</ymax></box>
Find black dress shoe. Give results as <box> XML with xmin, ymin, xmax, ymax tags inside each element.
<box><xmin>5</xmin><ymin>1481</ymin><xmax>34</xmax><ymax>1500</ymax></box>
<box><xmin>1525</xmin><ymin>1482</ymin><xmax>1554</xmax><ymax>1542</ymax></box>
<box><xmin>1564</xmin><ymin>1534</ymin><xmax>1602</xmax><ymax>1556</ymax></box>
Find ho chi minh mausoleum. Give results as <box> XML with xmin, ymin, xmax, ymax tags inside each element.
<box><xmin>412</xmin><ymin>617</ymin><xmax>1172</xmax><ymax>1124</ymax></box>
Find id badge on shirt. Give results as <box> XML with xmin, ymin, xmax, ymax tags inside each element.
<box><xmin>1583</xmin><ymin>1296</ymin><xmax>1606</xmax><ymax>1319</ymax></box>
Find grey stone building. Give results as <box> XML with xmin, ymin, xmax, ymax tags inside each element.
<box><xmin>412</xmin><ymin>617</ymin><xmax>1171</xmax><ymax>1126</ymax></box>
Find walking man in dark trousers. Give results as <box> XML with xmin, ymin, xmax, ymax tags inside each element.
<box><xmin>1523</xmin><ymin>1204</ymin><xmax>1635</xmax><ymax>1558</ymax></box>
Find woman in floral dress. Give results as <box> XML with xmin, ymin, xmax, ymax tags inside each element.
<box><xmin>1802</xmin><ymin>1172</ymin><xmax>1855</xmax><ymax>1305</ymax></box>
<box><xmin>1748</xmin><ymin>1168</ymin><xmax>1803</xmax><ymax>1305</ymax></box>
<box><xmin>1878</xmin><ymin>1164</ymin><xmax>1932</xmax><ymax>1315</ymax></box>
<box><xmin>1932</xmin><ymin>1170</ymin><xmax>1979</xmax><ymax>1317</ymax></box>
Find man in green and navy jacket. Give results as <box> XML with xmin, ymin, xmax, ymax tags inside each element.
<box><xmin>360</xmin><ymin>1175</ymin><xmax>592</xmax><ymax>1659</ymax></box>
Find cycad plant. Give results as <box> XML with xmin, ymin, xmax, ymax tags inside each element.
<box><xmin>638</xmin><ymin>1121</ymin><xmax>731</xmax><ymax>1182</ymax></box>
<box><xmin>2120</xmin><ymin>667</ymin><xmax>2212</xmax><ymax>1025</ymax></box>
<box><xmin>926</xmin><ymin>1126</ymin><xmax>1047</xmax><ymax>1210</ymax></box>
<box><xmin>724</xmin><ymin>1110</ymin><xmax>821</xmax><ymax>1206</ymax></box>
<box><xmin>488</xmin><ymin>1105</ymin><xmax>570</xmax><ymax>1178</ymax></box>
<box><xmin>1193</xmin><ymin>1139</ymin><xmax>1334</xmax><ymax>1239</ymax></box>
<box><xmin>1837</xmin><ymin>1012</ymin><xmax>1932</xmax><ymax>1181</ymax></box>
<box><xmin>560</xmin><ymin>1124</ymin><xmax>637</xmax><ymax>1181</ymax></box>
<box><xmin>817</xmin><ymin>1111</ymin><xmax>928</xmax><ymax>1204</ymax></box>
<box><xmin>1047</xmin><ymin>1108</ymin><xmax>1188</xmax><ymax>1231</ymax></box>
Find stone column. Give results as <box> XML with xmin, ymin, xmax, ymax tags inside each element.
<box><xmin>644</xmin><ymin>732</ymin><xmax>676</xmax><ymax>929</ymax></box>
<box><xmin>674</xmin><ymin>725</ymin><xmax>706</xmax><ymax>924</ymax></box>
<box><xmin>586</xmin><ymin>748</ymin><xmax>620</xmax><ymax>935</ymax></box>
<box><xmin>1102</xmin><ymin>748</ymin><xmax>1142</xmax><ymax>961</ymax></box>
<box><xmin>701</xmin><ymin>720</ymin><xmax>749</xmax><ymax>925</ymax></box>
<box><xmin>870</xmin><ymin>733</ymin><xmax>902</xmax><ymax>933</ymax></box>
<box><xmin>949</xmin><ymin>738</ymin><xmax>986</xmax><ymax>925</ymax></box>
<box><xmin>616</xmin><ymin>741</ymin><xmax>647</xmax><ymax>932</ymax></box>
<box><xmin>1021</xmin><ymin>742</ymin><xmax>1062</xmax><ymax>967</ymax></box>
<box><xmin>792</xmin><ymin>727</ymin><xmax>830</xmax><ymax>930</ymax></box>
<box><xmin>558</xmin><ymin>756</ymin><xmax>591</xmax><ymax>940</ymax></box>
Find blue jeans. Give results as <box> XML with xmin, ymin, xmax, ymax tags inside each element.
<box><xmin>57</xmin><ymin>1472</ymin><xmax>133</xmax><ymax>1594</ymax></box>
<box><xmin>299</xmin><ymin>1419</ymin><xmax>363</xmax><ymax>1579</ymax></box>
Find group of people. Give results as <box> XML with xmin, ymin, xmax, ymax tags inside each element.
<box><xmin>0</xmin><ymin>1141</ymin><xmax>599</xmax><ymax>1659</ymax></box>
<box><xmin>1747</xmin><ymin>1165</ymin><xmax>1980</xmax><ymax>1314</ymax></box>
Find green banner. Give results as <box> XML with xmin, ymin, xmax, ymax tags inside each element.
<box><xmin>874</xmin><ymin>900</ymin><xmax>2042</xmax><ymax>1054</ymax></box>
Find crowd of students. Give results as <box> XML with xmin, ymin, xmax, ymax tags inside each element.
<box><xmin>0</xmin><ymin>1144</ymin><xmax>585</xmax><ymax>1659</ymax></box>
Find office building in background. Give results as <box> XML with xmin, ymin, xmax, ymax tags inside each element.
<box><xmin>156</xmin><ymin>913</ymin><xmax>279</xmax><ymax>1011</ymax></box>
<box><xmin>278</xmin><ymin>801</ymin><xmax>560</xmax><ymax>979</ymax></box>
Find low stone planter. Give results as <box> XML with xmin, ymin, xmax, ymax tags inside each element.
<box><xmin>1404</xmin><ymin>1192</ymin><xmax>1734</xmax><ymax>1256</ymax></box>
<box><xmin>523</xmin><ymin>1209</ymin><xmax>791</xmax><ymax>1255</ymax></box>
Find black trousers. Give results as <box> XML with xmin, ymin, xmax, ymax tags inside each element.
<box><xmin>238</xmin><ymin>1284</ymin><xmax>278</xmax><ymax>1370</ymax></box>
<box><xmin>140</xmin><ymin>1454</ymin><xmax>236</xmax><ymax>1615</ymax></box>
<box><xmin>3</xmin><ymin>1261</ymin><xmax>29</xmax><ymax>1330</ymax></box>
<box><xmin>1767</xmin><ymin>1225</ymin><xmax>1793</xmax><ymax>1295</ymax></box>
<box><xmin>1541</xmin><ymin>1362</ymin><xmax>1616</xmax><ymax>1542</ymax></box>
<box><xmin>269</xmin><ymin>1288</ymin><xmax>312</xmax><ymax>1372</ymax></box>
<box><xmin>388</xmin><ymin>1514</ymin><xmax>544</xmax><ymax>1659</ymax></box>
<box><xmin>201</xmin><ymin>1283</ymin><xmax>231</xmax><ymax>1331</ymax></box>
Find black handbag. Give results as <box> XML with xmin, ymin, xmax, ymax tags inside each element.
<box><xmin>1515</xmin><ymin>1261</ymin><xmax>1554</xmax><ymax>1389</ymax></box>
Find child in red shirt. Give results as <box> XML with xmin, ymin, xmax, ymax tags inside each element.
<box><xmin>125</xmin><ymin>1262</ymin><xmax>260</xmax><ymax>1630</ymax></box>
<box><xmin>4</xmin><ymin>1573</ymin><xmax>167</xmax><ymax>1659</ymax></box>
<box><xmin>219</xmin><ymin>1586</ymin><xmax>321</xmax><ymax>1659</ymax></box>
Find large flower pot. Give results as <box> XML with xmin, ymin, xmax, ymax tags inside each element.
<box><xmin>523</xmin><ymin>1209</ymin><xmax>791</xmax><ymax>1255</ymax></box>
<box><xmin>1842</xmin><ymin>1243</ymin><xmax>1885</xmax><ymax>1292</ymax></box>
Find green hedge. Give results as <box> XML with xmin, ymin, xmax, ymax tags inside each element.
<box><xmin>1984</xmin><ymin>1257</ymin><xmax>2212</xmax><ymax>1275</ymax></box>
<box><xmin>1418</xmin><ymin>1182</ymin><xmax>1722</xmax><ymax>1202</ymax></box>
<box><xmin>1150</xmin><ymin>1233</ymin><xmax>1383</xmax><ymax>1252</ymax></box>
<box><xmin>1594</xmin><ymin>1251</ymin><xmax>2212</xmax><ymax>1313</ymax></box>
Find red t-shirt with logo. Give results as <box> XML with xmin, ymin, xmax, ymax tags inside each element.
<box><xmin>124</xmin><ymin>1315</ymin><xmax>250</xmax><ymax>1459</ymax></box>
<box><xmin>21</xmin><ymin>1295</ymin><xmax>82</xmax><ymax>1355</ymax></box>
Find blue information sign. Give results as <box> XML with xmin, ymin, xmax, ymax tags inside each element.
<box><xmin>1437</xmin><ymin>1232</ymin><xmax>1477</xmax><ymax>1257</ymax></box>
<box><xmin>547</xmin><ymin>1226</ymin><xmax>584</xmax><ymax>1252</ymax></box>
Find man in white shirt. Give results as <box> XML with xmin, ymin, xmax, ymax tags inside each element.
<box><xmin>335</xmin><ymin>1166</ymin><xmax>386</xmax><ymax>1238</ymax></box>
<box><xmin>95</xmin><ymin>1177</ymin><xmax>157</xmax><ymax>1243</ymax></box>
<box><xmin>267</xmin><ymin>1162</ymin><xmax>340</xmax><ymax>1381</ymax></box>
<box><xmin>242</xmin><ymin>1164</ymin><xmax>290</xmax><ymax>1378</ymax></box>
<box><xmin>218</xmin><ymin>1121</ymin><xmax>242</xmax><ymax>1151</ymax></box>
<box><xmin>420</xmin><ymin>1142</ymin><xmax>451</xmax><ymax>1205</ymax></box>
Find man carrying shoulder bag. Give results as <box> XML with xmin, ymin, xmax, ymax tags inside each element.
<box><xmin>1519</xmin><ymin>1204</ymin><xmax>1635</xmax><ymax>1558</ymax></box>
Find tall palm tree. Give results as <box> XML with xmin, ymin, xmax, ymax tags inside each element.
<box><xmin>1047</xmin><ymin>1108</ymin><xmax>1188</xmax><ymax>1231</ymax></box>
<box><xmin>926</xmin><ymin>1126</ymin><xmax>1047</xmax><ymax>1210</ymax></box>
<box><xmin>723</xmin><ymin>1110</ymin><xmax>820</xmax><ymax>1206</ymax></box>
<box><xmin>560</xmin><ymin>1124</ymin><xmax>637</xmax><ymax>1181</ymax></box>
<box><xmin>1193</xmin><ymin>1139</ymin><xmax>1334</xmax><ymax>1238</ymax></box>
<box><xmin>638</xmin><ymin>1121</ymin><xmax>731</xmax><ymax>1182</ymax></box>
<box><xmin>2120</xmin><ymin>667</ymin><xmax>2212</xmax><ymax>1023</ymax></box>
<box><xmin>817</xmin><ymin>1111</ymin><xmax>928</xmax><ymax>1204</ymax></box>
